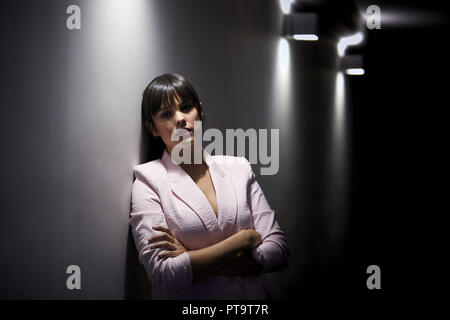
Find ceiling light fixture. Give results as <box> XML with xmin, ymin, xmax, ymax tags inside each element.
<box><xmin>283</xmin><ymin>13</ymin><xmax>319</xmax><ymax>41</ymax></box>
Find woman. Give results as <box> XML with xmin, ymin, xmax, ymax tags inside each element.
<box><xmin>130</xmin><ymin>73</ymin><xmax>289</xmax><ymax>299</ymax></box>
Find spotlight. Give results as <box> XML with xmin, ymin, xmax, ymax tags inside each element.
<box><xmin>346</xmin><ymin>68</ymin><xmax>365</xmax><ymax>75</ymax></box>
<box><xmin>340</xmin><ymin>54</ymin><xmax>365</xmax><ymax>76</ymax></box>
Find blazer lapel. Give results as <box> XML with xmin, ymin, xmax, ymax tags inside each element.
<box><xmin>207</xmin><ymin>157</ymin><xmax>239</xmax><ymax>239</ymax></box>
<box><xmin>161</xmin><ymin>149</ymin><xmax>238</xmax><ymax>241</ymax></box>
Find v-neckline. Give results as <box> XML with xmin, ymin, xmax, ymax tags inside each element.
<box><xmin>181</xmin><ymin>162</ymin><xmax>220</xmax><ymax>223</ymax></box>
<box><xmin>193</xmin><ymin>167</ymin><xmax>219</xmax><ymax>222</ymax></box>
<box><xmin>162</xmin><ymin>149</ymin><xmax>231</xmax><ymax>232</ymax></box>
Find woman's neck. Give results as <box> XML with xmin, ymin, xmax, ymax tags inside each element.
<box><xmin>166</xmin><ymin>146</ymin><xmax>206</xmax><ymax>172</ymax></box>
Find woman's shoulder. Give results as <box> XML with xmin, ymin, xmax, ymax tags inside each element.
<box><xmin>210</xmin><ymin>154</ymin><xmax>252</xmax><ymax>177</ymax></box>
<box><xmin>134</xmin><ymin>158</ymin><xmax>164</xmax><ymax>171</ymax></box>
<box><xmin>133</xmin><ymin>158</ymin><xmax>166</xmax><ymax>184</ymax></box>
<box><xmin>210</xmin><ymin>154</ymin><xmax>249</xmax><ymax>166</ymax></box>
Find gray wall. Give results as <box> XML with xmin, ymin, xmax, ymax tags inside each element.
<box><xmin>0</xmin><ymin>0</ymin><xmax>351</xmax><ymax>299</ymax></box>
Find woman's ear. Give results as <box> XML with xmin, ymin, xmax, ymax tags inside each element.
<box><xmin>145</xmin><ymin>120</ymin><xmax>159</xmax><ymax>136</ymax></box>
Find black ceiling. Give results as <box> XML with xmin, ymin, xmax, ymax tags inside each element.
<box><xmin>289</xmin><ymin>0</ymin><xmax>449</xmax><ymax>39</ymax></box>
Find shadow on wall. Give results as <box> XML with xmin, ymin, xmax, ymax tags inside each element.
<box><xmin>125</xmin><ymin>228</ymin><xmax>152</xmax><ymax>299</ymax></box>
<box><xmin>124</xmin><ymin>122</ymin><xmax>153</xmax><ymax>300</ymax></box>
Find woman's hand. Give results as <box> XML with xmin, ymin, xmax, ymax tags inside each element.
<box><xmin>210</xmin><ymin>229</ymin><xmax>263</xmax><ymax>276</ymax></box>
<box><xmin>148</xmin><ymin>225</ymin><xmax>187</xmax><ymax>260</ymax></box>
<box><xmin>238</xmin><ymin>229</ymin><xmax>262</xmax><ymax>250</ymax></box>
<box><xmin>213</xmin><ymin>250</ymin><xmax>263</xmax><ymax>276</ymax></box>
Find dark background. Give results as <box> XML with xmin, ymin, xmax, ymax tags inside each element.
<box><xmin>344</xmin><ymin>0</ymin><xmax>450</xmax><ymax>298</ymax></box>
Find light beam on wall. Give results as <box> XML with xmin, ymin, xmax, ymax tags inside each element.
<box><xmin>278</xmin><ymin>38</ymin><xmax>290</xmax><ymax>74</ymax></box>
<box><xmin>270</xmin><ymin>38</ymin><xmax>292</xmax><ymax>138</ymax></box>
<box><xmin>334</xmin><ymin>72</ymin><xmax>345</xmax><ymax>136</ymax></box>
<box><xmin>279</xmin><ymin>0</ymin><xmax>293</xmax><ymax>14</ymax></box>
<box><xmin>360</xmin><ymin>6</ymin><xmax>446</xmax><ymax>28</ymax></box>
<box><xmin>326</xmin><ymin>71</ymin><xmax>350</xmax><ymax>256</ymax></box>
<box><xmin>68</xmin><ymin>0</ymin><xmax>155</xmax><ymax>173</ymax></box>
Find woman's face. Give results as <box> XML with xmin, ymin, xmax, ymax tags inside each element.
<box><xmin>146</xmin><ymin>95</ymin><xmax>202</xmax><ymax>154</ymax></box>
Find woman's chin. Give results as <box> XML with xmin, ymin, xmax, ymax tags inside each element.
<box><xmin>172</xmin><ymin>136</ymin><xmax>195</xmax><ymax>148</ymax></box>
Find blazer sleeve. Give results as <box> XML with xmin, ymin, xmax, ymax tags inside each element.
<box><xmin>244</xmin><ymin>159</ymin><xmax>290</xmax><ymax>273</ymax></box>
<box><xmin>129</xmin><ymin>168</ymin><xmax>192</xmax><ymax>294</ymax></box>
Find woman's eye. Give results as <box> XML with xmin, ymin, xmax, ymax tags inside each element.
<box><xmin>181</xmin><ymin>104</ymin><xmax>193</xmax><ymax>112</ymax></box>
<box><xmin>161</xmin><ymin>111</ymin><xmax>172</xmax><ymax>119</ymax></box>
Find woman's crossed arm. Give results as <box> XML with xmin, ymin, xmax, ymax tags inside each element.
<box><xmin>148</xmin><ymin>226</ymin><xmax>263</xmax><ymax>283</ymax></box>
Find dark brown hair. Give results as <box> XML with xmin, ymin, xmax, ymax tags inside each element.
<box><xmin>141</xmin><ymin>73</ymin><xmax>204</xmax><ymax>159</ymax></box>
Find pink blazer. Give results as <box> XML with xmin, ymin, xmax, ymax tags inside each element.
<box><xmin>130</xmin><ymin>149</ymin><xmax>289</xmax><ymax>299</ymax></box>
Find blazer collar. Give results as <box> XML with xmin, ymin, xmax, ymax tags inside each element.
<box><xmin>160</xmin><ymin>148</ymin><xmax>236</xmax><ymax>240</ymax></box>
<box><xmin>161</xmin><ymin>148</ymin><xmax>226</xmax><ymax>183</ymax></box>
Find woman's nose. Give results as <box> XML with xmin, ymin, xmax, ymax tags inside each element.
<box><xmin>174</xmin><ymin>110</ymin><xmax>187</xmax><ymax>126</ymax></box>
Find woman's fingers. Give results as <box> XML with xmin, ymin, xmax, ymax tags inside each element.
<box><xmin>148</xmin><ymin>226</ymin><xmax>186</xmax><ymax>260</ymax></box>
<box><xmin>158</xmin><ymin>250</ymin><xmax>179</xmax><ymax>260</ymax></box>
<box><xmin>152</xmin><ymin>225</ymin><xmax>172</xmax><ymax>235</ymax></box>
<box><xmin>149</xmin><ymin>241</ymin><xmax>176</xmax><ymax>251</ymax></box>
<box><xmin>148</xmin><ymin>233</ymin><xmax>173</xmax><ymax>244</ymax></box>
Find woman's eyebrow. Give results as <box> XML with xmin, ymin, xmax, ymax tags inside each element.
<box><xmin>159</xmin><ymin>103</ymin><xmax>176</xmax><ymax>111</ymax></box>
<box><xmin>160</xmin><ymin>100</ymin><xmax>189</xmax><ymax>111</ymax></box>
<box><xmin>158</xmin><ymin>100</ymin><xmax>191</xmax><ymax>112</ymax></box>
